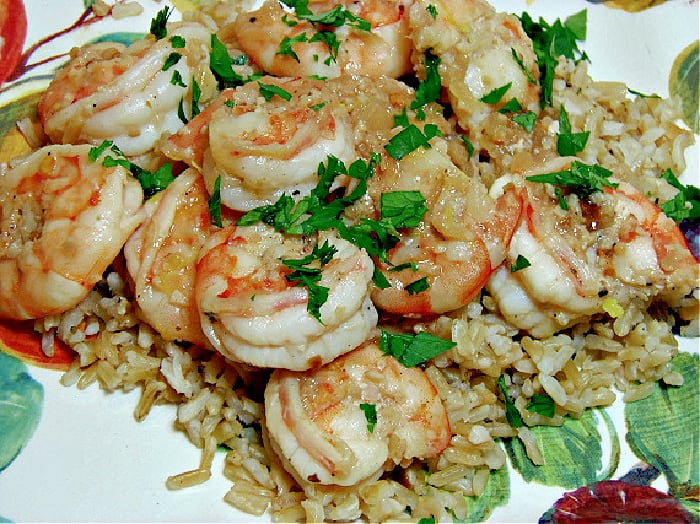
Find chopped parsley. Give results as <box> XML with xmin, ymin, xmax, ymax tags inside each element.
<box><xmin>412</xmin><ymin>50</ymin><xmax>442</xmax><ymax>109</ymax></box>
<box><xmin>162</xmin><ymin>52</ymin><xmax>182</xmax><ymax>71</ymax></box>
<box><xmin>510</xmin><ymin>254</ymin><xmax>531</xmax><ymax>272</ymax></box>
<box><xmin>89</xmin><ymin>140</ymin><xmax>174</xmax><ymax>199</ymax></box>
<box><xmin>209</xmin><ymin>175</ymin><xmax>223</xmax><ymax>227</ymax></box>
<box><xmin>557</xmin><ymin>105</ymin><xmax>589</xmax><ymax>156</ymax></box>
<box><xmin>379</xmin><ymin>330</ymin><xmax>456</xmax><ymax>368</ymax></box>
<box><xmin>405</xmin><ymin>277</ymin><xmax>429</xmax><ymax>295</ymax></box>
<box><xmin>660</xmin><ymin>168</ymin><xmax>700</xmax><ymax>222</ymax></box>
<box><xmin>283</xmin><ymin>240</ymin><xmax>337</xmax><ymax>321</ymax></box>
<box><xmin>359</xmin><ymin>403</ymin><xmax>377</xmax><ymax>433</ymax></box>
<box><xmin>511</xmin><ymin>47</ymin><xmax>537</xmax><ymax>85</ymax></box>
<box><xmin>518</xmin><ymin>9</ymin><xmax>588</xmax><ymax>108</ymax></box>
<box><xmin>258</xmin><ymin>82</ymin><xmax>293</xmax><ymax>102</ymax></box>
<box><xmin>210</xmin><ymin>34</ymin><xmax>248</xmax><ymax>90</ymax></box>
<box><xmin>627</xmin><ymin>88</ymin><xmax>661</xmax><ymax>99</ymax></box>
<box><xmin>512</xmin><ymin>111</ymin><xmax>537</xmax><ymax>132</ymax></box>
<box><xmin>385</xmin><ymin>123</ymin><xmax>442</xmax><ymax>160</ymax></box>
<box><xmin>479</xmin><ymin>82</ymin><xmax>511</xmax><ymax>105</ymax></box>
<box><xmin>525</xmin><ymin>393</ymin><xmax>555</xmax><ymax>418</ymax></box>
<box><xmin>380</xmin><ymin>191</ymin><xmax>427</xmax><ymax>229</ymax></box>
<box><xmin>526</xmin><ymin>161</ymin><xmax>618</xmax><ymax>209</ymax></box>
<box><xmin>497</xmin><ymin>374</ymin><xmax>523</xmax><ymax>428</ymax></box>
<box><xmin>498</xmin><ymin>97</ymin><xmax>523</xmax><ymax>114</ymax></box>
<box><xmin>170</xmin><ymin>70</ymin><xmax>186</xmax><ymax>88</ymax></box>
<box><xmin>460</xmin><ymin>135</ymin><xmax>475</xmax><ymax>159</ymax></box>
<box><xmin>169</xmin><ymin>35</ymin><xmax>186</xmax><ymax>49</ymax></box>
<box><xmin>149</xmin><ymin>6</ymin><xmax>172</xmax><ymax>40</ymax></box>
<box><xmin>426</xmin><ymin>4</ymin><xmax>438</xmax><ymax>19</ymax></box>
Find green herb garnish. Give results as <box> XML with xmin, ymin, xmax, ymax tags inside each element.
<box><xmin>359</xmin><ymin>403</ymin><xmax>377</xmax><ymax>433</ymax></box>
<box><xmin>283</xmin><ymin>240</ymin><xmax>337</xmax><ymax>321</ymax></box>
<box><xmin>479</xmin><ymin>82</ymin><xmax>512</xmax><ymax>105</ymax></box>
<box><xmin>498</xmin><ymin>97</ymin><xmax>523</xmax><ymax>114</ymax></box>
<box><xmin>512</xmin><ymin>111</ymin><xmax>537</xmax><ymax>132</ymax></box>
<box><xmin>169</xmin><ymin>35</ymin><xmax>186</xmax><ymax>49</ymax></box>
<box><xmin>525</xmin><ymin>393</ymin><xmax>555</xmax><ymax>418</ymax></box>
<box><xmin>380</xmin><ymin>191</ymin><xmax>428</xmax><ymax>229</ymax></box>
<box><xmin>149</xmin><ymin>6</ymin><xmax>172</xmax><ymax>40</ymax></box>
<box><xmin>412</xmin><ymin>50</ymin><xmax>442</xmax><ymax>109</ymax></box>
<box><xmin>162</xmin><ymin>52</ymin><xmax>182</xmax><ymax>71</ymax></box>
<box><xmin>497</xmin><ymin>374</ymin><xmax>523</xmax><ymax>428</ymax></box>
<box><xmin>518</xmin><ymin>9</ymin><xmax>588</xmax><ymax>108</ymax></box>
<box><xmin>510</xmin><ymin>254</ymin><xmax>531</xmax><ymax>272</ymax></box>
<box><xmin>210</xmin><ymin>34</ymin><xmax>247</xmax><ymax>89</ymax></box>
<box><xmin>209</xmin><ymin>175</ymin><xmax>223</xmax><ymax>227</ymax></box>
<box><xmin>258</xmin><ymin>82</ymin><xmax>293</xmax><ymax>102</ymax></box>
<box><xmin>379</xmin><ymin>330</ymin><xmax>456</xmax><ymax>367</ymax></box>
<box><xmin>526</xmin><ymin>161</ymin><xmax>617</xmax><ymax>207</ymax></box>
<box><xmin>557</xmin><ymin>104</ymin><xmax>589</xmax><ymax>156</ymax></box>
<box><xmin>660</xmin><ymin>168</ymin><xmax>700</xmax><ymax>222</ymax></box>
<box><xmin>460</xmin><ymin>135</ymin><xmax>475</xmax><ymax>159</ymax></box>
<box><xmin>385</xmin><ymin>123</ymin><xmax>442</xmax><ymax>160</ymax></box>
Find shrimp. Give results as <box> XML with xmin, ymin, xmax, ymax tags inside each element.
<box><xmin>487</xmin><ymin>158</ymin><xmax>699</xmax><ymax>337</ymax></box>
<box><xmin>38</xmin><ymin>21</ymin><xmax>216</xmax><ymax>158</ymax></box>
<box><xmin>232</xmin><ymin>0</ymin><xmax>412</xmax><ymax>79</ymax></box>
<box><xmin>194</xmin><ymin>223</ymin><xmax>377</xmax><ymax>370</ymax></box>
<box><xmin>123</xmin><ymin>168</ymin><xmax>211</xmax><ymax>346</ymax></box>
<box><xmin>264</xmin><ymin>339</ymin><xmax>451</xmax><ymax>487</ymax></box>
<box><xmin>160</xmin><ymin>76</ymin><xmax>356</xmax><ymax>211</ymax></box>
<box><xmin>408</xmin><ymin>0</ymin><xmax>540</xmax><ymax>129</ymax></box>
<box><xmin>368</xmin><ymin>140</ymin><xmax>523</xmax><ymax>316</ymax></box>
<box><xmin>0</xmin><ymin>144</ymin><xmax>144</xmax><ymax>320</ymax></box>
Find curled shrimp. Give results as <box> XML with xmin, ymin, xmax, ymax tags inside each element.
<box><xmin>38</xmin><ymin>21</ymin><xmax>216</xmax><ymax>158</ymax></box>
<box><xmin>194</xmin><ymin>223</ymin><xmax>377</xmax><ymax>370</ymax></box>
<box><xmin>0</xmin><ymin>144</ymin><xmax>144</xmax><ymax>320</ymax></box>
<box><xmin>408</xmin><ymin>0</ymin><xmax>540</xmax><ymax>129</ymax></box>
<box><xmin>232</xmin><ymin>0</ymin><xmax>412</xmax><ymax>79</ymax></box>
<box><xmin>487</xmin><ymin>158</ymin><xmax>699</xmax><ymax>337</ymax></box>
<box><xmin>264</xmin><ymin>339</ymin><xmax>451</xmax><ymax>487</ymax></box>
<box><xmin>124</xmin><ymin>168</ymin><xmax>211</xmax><ymax>346</ymax></box>
<box><xmin>369</xmin><ymin>140</ymin><xmax>523</xmax><ymax>315</ymax></box>
<box><xmin>160</xmin><ymin>76</ymin><xmax>356</xmax><ymax>211</ymax></box>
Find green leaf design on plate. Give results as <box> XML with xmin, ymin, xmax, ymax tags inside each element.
<box><xmin>0</xmin><ymin>351</ymin><xmax>44</xmax><ymax>472</ymax></box>
<box><xmin>669</xmin><ymin>40</ymin><xmax>699</xmax><ymax>134</ymax></box>
<box><xmin>91</xmin><ymin>32</ymin><xmax>147</xmax><ymax>46</ymax></box>
<box><xmin>0</xmin><ymin>91</ymin><xmax>42</xmax><ymax>137</ymax></box>
<box><xmin>625</xmin><ymin>352</ymin><xmax>699</xmax><ymax>516</ymax></box>
<box><xmin>505</xmin><ymin>409</ymin><xmax>617</xmax><ymax>489</ymax></box>
<box><xmin>459</xmin><ymin>465</ymin><xmax>510</xmax><ymax>522</ymax></box>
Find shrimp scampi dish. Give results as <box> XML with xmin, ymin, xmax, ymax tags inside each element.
<box><xmin>1</xmin><ymin>0</ymin><xmax>698</xmax><ymax>522</ymax></box>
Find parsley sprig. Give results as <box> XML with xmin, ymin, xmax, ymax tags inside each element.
<box><xmin>660</xmin><ymin>168</ymin><xmax>700</xmax><ymax>223</ymax></box>
<box><xmin>518</xmin><ymin>10</ymin><xmax>588</xmax><ymax>108</ymax></box>
<box><xmin>526</xmin><ymin>161</ymin><xmax>618</xmax><ymax>210</ymax></box>
<box><xmin>379</xmin><ymin>330</ymin><xmax>456</xmax><ymax>367</ymax></box>
<box><xmin>89</xmin><ymin>140</ymin><xmax>174</xmax><ymax>199</ymax></box>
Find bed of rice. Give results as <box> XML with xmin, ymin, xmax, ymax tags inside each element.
<box><xmin>30</xmin><ymin>15</ymin><xmax>697</xmax><ymax>524</ymax></box>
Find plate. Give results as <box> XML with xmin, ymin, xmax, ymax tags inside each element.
<box><xmin>0</xmin><ymin>0</ymin><xmax>698</xmax><ymax>522</ymax></box>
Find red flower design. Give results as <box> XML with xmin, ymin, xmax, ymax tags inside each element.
<box><xmin>0</xmin><ymin>0</ymin><xmax>28</xmax><ymax>84</ymax></box>
<box><xmin>549</xmin><ymin>480</ymin><xmax>693</xmax><ymax>523</ymax></box>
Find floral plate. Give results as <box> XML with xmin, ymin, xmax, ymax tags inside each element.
<box><xmin>0</xmin><ymin>0</ymin><xmax>698</xmax><ymax>522</ymax></box>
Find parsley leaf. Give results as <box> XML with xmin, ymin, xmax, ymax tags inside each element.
<box><xmin>258</xmin><ymin>82</ymin><xmax>293</xmax><ymax>102</ymax></box>
<box><xmin>557</xmin><ymin>104</ymin><xmax>589</xmax><ymax>156</ymax></box>
<box><xmin>162</xmin><ymin>52</ymin><xmax>182</xmax><ymax>71</ymax></box>
<box><xmin>460</xmin><ymin>135</ymin><xmax>475</xmax><ymax>159</ymax></box>
<box><xmin>525</xmin><ymin>393</ymin><xmax>555</xmax><ymax>418</ymax></box>
<box><xmin>89</xmin><ymin>140</ymin><xmax>174</xmax><ymax>199</ymax></box>
<box><xmin>385</xmin><ymin>123</ymin><xmax>442</xmax><ymax>160</ymax></box>
<box><xmin>510</xmin><ymin>254</ymin><xmax>531</xmax><ymax>272</ymax></box>
<box><xmin>526</xmin><ymin>161</ymin><xmax>618</xmax><ymax>205</ymax></box>
<box><xmin>497</xmin><ymin>374</ymin><xmax>523</xmax><ymax>428</ymax></box>
<box><xmin>512</xmin><ymin>111</ymin><xmax>537</xmax><ymax>132</ymax></box>
<box><xmin>380</xmin><ymin>191</ymin><xmax>428</xmax><ymax>229</ymax></box>
<box><xmin>210</xmin><ymin>34</ymin><xmax>247</xmax><ymax>90</ymax></box>
<box><xmin>359</xmin><ymin>403</ymin><xmax>377</xmax><ymax>433</ymax></box>
<box><xmin>660</xmin><ymin>168</ymin><xmax>700</xmax><ymax>222</ymax></box>
<box><xmin>511</xmin><ymin>47</ymin><xmax>537</xmax><ymax>85</ymax></box>
<box><xmin>379</xmin><ymin>330</ymin><xmax>456</xmax><ymax>367</ymax></box>
<box><xmin>170</xmin><ymin>70</ymin><xmax>186</xmax><ymax>87</ymax></box>
<box><xmin>426</xmin><ymin>4</ymin><xmax>437</xmax><ymax>18</ymax></box>
<box><xmin>283</xmin><ymin>240</ymin><xmax>338</xmax><ymax>321</ymax></box>
<box><xmin>169</xmin><ymin>35</ymin><xmax>186</xmax><ymax>49</ymax></box>
<box><xmin>412</xmin><ymin>50</ymin><xmax>442</xmax><ymax>109</ymax></box>
<box><xmin>209</xmin><ymin>175</ymin><xmax>223</xmax><ymax>227</ymax></box>
<box><xmin>479</xmin><ymin>82</ymin><xmax>512</xmax><ymax>105</ymax></box>
<box><xmin>498</xmin><ymin>97</ymin><xmax>523</xmax><ymax>114</ymax></box>
<box><xmin>405</xmin><ymin>277</ymin><xmax>429</xmax><ymax>295</ymax></box>
<box><xmin>150</xmin><ymin>6</ymin><xmax>172</xmax><ymax>40</ymax></box>
<box><xmin>518</xmin><ymin>10</ymin><xmax>588</xmax><ymax>108</ymax></box>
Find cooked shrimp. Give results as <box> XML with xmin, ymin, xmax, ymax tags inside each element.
<box><xmin>369</xmin><ymin>141</ymin><xmax>523</xmax><ymax>315</ymax></box>
<box><xmin>232</xmin><ymin>0</ymin><xmax>412</xmax><ymax>79</ymax></box>
<box><xmin>160</xmin><ymin>76</ymin><xmax>356</xmax><ymax>211</ymax></box>
<box><xmin>0</xmin><ymin>144</ymin><xmax>144</xmax><ymax>320</ymax></box>
<box><xmin>123</xmin><ymin>168</ymin><xmax>211</xmax><ymax>346</ymax></box>
<box><xmin>195</xmin><ymin>223</ymin><xmax>377</xmax><ymax>370</ymax></box>
<box><xmin>264</xmin><ymin>339</ymin><xmax>451</xmax><ymax>487</ymax></box>
<box><xmin>487</xmin><ymin>159</ymin><xmax>699</xmax><ymax>337</ymax></box>
<box><xmin>38</xmin><ymin>21</ymin><xmax>216</xmax><ymax>157</ymax></box>
<box><xmin>408</xmin><ymin>0</ymin><xmax>540</xmax><ymax>129</ymax></box>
